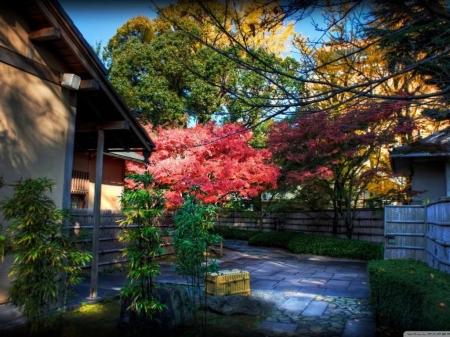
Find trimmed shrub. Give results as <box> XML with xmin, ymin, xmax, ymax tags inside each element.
<box><xmin>215</xmin><ymin>227</ymin><xmax>383</xmax><ymax>261</ymax></box>
<box><xmin>286</xmin><ymin>233</ymin><xmax>383</xmax><ymax>261</ymax></box>
<box><xmin>248</xmin><ymin>231</ymin><xmax>294</xmax><ymax>248</ymax></box>
<box><xmin>368</xmin><ymin>259</ymin><xmax>450</xmax><ymax>331</ymax></box>
<box><xmin>212</xmin><ymin>226</ymin><xmax>261</xmax><ymax>241</ymax></box>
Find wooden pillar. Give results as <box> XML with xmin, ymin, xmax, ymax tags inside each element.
<box><xmin>62</xmin><ymin>91</ymin><xmax>77</xmax><ymax>209</ymax></box>
<box><xmin>89</xmin><ymin>129</ymin><xmax>104</xmax><ymax>300</ymax></box>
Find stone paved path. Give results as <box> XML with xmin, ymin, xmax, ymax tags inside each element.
<box><xmin>214</xmin><ymin>240</ymin><xmax>377</xmax><ymax>337</ymax></box>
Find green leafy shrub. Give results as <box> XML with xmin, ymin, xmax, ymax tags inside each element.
<box><xmin>368</xmin><ymin>259</ymin><xmax>450</xmax><ymax>331</ymax></box>
<box><xmin>248</xmin><ymin>231</ymin><xmax>294</xmax><ymax>248</ymax></box>
<box><xmin>211</xmin><ymin>226</ymin><xmax>261</xmax><ymax>241</ymax></box>
<box><xmin>119</xmin><ymin>172</ymin><xmax>166</xmax><ymax>321</ymax></box>
<box><xmin>216</xmin><ymin>227</ymin><xmax>383</xmax><ymax>261</ymax></box>
<box><xmin>0</xmin><ymin>178</ymin><xmax>92</xmax><ymax>333</ymax></box>
<box><xmin>285</xmin><ymin>233</ymin><xmax>383</xmax><ymax>261</ymax></box>
<box><xmin>173</xmin><ymin>194</ymin><xmax>221</xmax><ymax>307</ymax></box>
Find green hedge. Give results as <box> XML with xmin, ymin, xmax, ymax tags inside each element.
<box><xmin>368</xmin><ymin>259</ymin><xmax>450</xmax><ymax>331</ymax></box>
<box><xmin>285</xmin><ymin>233</ymin><xmax>383</xmax><ymax>261</ymax></box>
<box><xmin>213</xmin><ymin>227</ymin><xmax>383</xmax><ymax>261</ymax></box>
<box><xmin>211</xmin><ymin>226</ymin><xmax>262</xmax><ymax>241</ymax></box>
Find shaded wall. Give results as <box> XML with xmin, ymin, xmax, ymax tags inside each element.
<box><xmin>411</xmin><ymin>160</ymin><xmax>446</xmax><ymax>204</ymax></box>
<box><xmin>0</xmin><ymin>6</ymin><xmax>73</xmax><ymax>303</ymax></box>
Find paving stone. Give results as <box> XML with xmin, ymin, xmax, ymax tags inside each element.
<box><xmin>301</xmin><ymin>278</ymin><xmax>329</xmax><ymax>285</ymax></box>
<box><xmin>275</xmin><ymin>285</ymin><xmax>302</xmax><ymax>292</ymax></box>
<box><xmin>280</xmin><ymin>296</ymin><xmax>313</xmax><ymax>311</ymax></box>
<box><xmin>296</xmin><ymin>328</ymin><xmax>310</xmax><ymax>334</ymax></box>
<box><xmin>0</xmin><ymin>304</ymin><xmax>23</xmax><ymax>327</ymax></box>
<box><xmin>297</xmin><ymin>282</ymin><xmax>320</xmax><ymax>288</ymax></box>
<box><xmin>324</xmin><ymin>280</ymin><xmax>351</xmax><ymax>288</ymax></box>
<box><xmin>324</xmin><ymin>289</ymin><xmax>353</xmax><ymax>297</ymax></box>
<box><xmin>302</xmin><ymin>300</ymin><xmax>328</xmax><ymax>316</ymax></box>
<box><xmin>298</xmin><ymin>287</ymin><xmax>326</xmax><ymax>295</ymax></box>
<box><xmin>332</xmin><ymin>272</ymin><xmax>359</xmax><ymax>280</ymax></box>
<box><xmin>251</xmin><ymin>270</ymin><xmax>278</xmax><ymax>277</ymax></box>
<box><xmin>257</xmin><ymin>321</ymin><xmax>298</xmax><ymax>333</ymax></box>
<box><xmin>310</xmin><ymin>272</ymin><xmax>334</xmax><ymax>278</ymax></box>
<box><xmin>251</xmin><ymin>280</ymin><xmax>278</xmax><ymax>290</ymax></box>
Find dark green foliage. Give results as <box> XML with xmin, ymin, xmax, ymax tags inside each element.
<box><xmin>119</xmin><ymin>172</ymin><xmax>166</xmax><ymax>319</ymax></box>
<box><xmin>210</xmin><ymin>226</ymin><xmax>261</xmax><ymax>241</ymax></box>
<box><xmin>285</xmin><ymin>233</ymin><xmax>383</xmax><ymax>261</ymax></box>
<box><xmin>368</xmin><ymin>259</ymin><xmax>450</xmax><ymax>331</ymax></box>
<box><xmin>173</xmin><ymin>194</ymin><xmax>221</xmax><ymax>290</ymax></box>
<box><xmin>0</xmin><ymin>178</ymin><xmax>91</xmax><ymax>334</ymax></box>
<box><xmin>248</xmin><ymin>231</ymin><xmax>293</xmax><ymax>248</ymax></box>
<box><xmin>220</xmin><ymin>227</ymin><xmax>383</xmax><ymax>261</ymax></box>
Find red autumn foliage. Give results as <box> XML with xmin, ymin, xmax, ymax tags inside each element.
<box><xmin>268</xmin><ymin>102</ymin><xmax>415</xmax><ymax>186</ymax></box>
<box><xmin>127</xmin><ymin>122</ymin><xmax>280</xmax><ymax>209</ymax></box>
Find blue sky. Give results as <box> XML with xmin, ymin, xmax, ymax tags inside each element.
<box><xmin>59</xmin><ymin>1</ymin><xmax>172</xmax><ymax>48</ymax></box>
<box><xmin>59</xmin><ymin>1</ymin><xmax>322</xmax><ymax>50</ymax></box>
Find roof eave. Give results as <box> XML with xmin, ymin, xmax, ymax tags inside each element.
<box><xmin>38</xmin><ymin>0</ymin><xmax>155</xmax><ymax>153</ymax></box>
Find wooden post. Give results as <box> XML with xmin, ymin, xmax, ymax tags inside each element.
<box><xmin>89</xmin><ymin>129</ymin><xmax>104</xmax><ymax>301</ymax></box>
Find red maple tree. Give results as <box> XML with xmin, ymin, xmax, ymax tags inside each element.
<box><xmin>127</xmin><ymin>122</ymin><xmax>280</xmax><ymax>209</ymax></box>
<box><xmin>268</xmin><ymin>101</ymin><xmax>415</xmax><ymax>238</ymax></box>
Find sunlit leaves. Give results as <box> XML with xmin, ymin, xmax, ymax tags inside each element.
<box><xmin>119</xmin><ymin>172</ymin><xmax>166</xmax><ymax>319</ymax></box>
<box><xmin>173</xmin><ymin>194</ymin><xmax>220</xmax><ymax>304</ymax></box>
<box><xmin>127</xmin><ymin>122</ymin><xmax>280</xmax><ymax>209</ymax></box>
<box><xmin>0</xmin><ymin>178</ymin><xmax>91</xmax><ymax>333</ymax></box>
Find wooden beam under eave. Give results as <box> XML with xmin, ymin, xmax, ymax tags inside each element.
<box><xmin>29</xmin><ymin>27</ymin><xmax>61</xmax><ymax>41</ymax></box>
<box><xmin>76</xmin><ymin>121</ymin><xmax>131</xmax><ymax>132</ymax></box>
<box><xmin>80</xmin><ymin>79</ymin><xmax>100</xmax><ymax>91</ymax></box>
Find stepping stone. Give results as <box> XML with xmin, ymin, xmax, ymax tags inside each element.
<box><xmin>332</xmin><ymin>272</ymin><xmax>359</xmax><ymax>280</ymax></box>
<box><xmin>310</xmin><ymin>272</ymin><xmax>334</xmax><ymax>278</ymax></box>
<box><xmin>280</xmin><ymin>296</ymin><xmax>313</xmax><ymax>311</ymax></box>
<box><xmin>302</xmin><ymin>300</ymin><xmax>328</xmax><ymax>316</ymax></box>
<box><xmin>257</xmin><ymin>321</ymin><xmax>298</xmax><ymax>333</ymax></box>
<box><xmin>298</xmin><ymin>287</ymin><xmax>326</xmax><ymax>295</ymax></box>
<box><xmin>324</xmin><ymin>280</ymin><xmax>350</xmax><ymax>289</ymax></box>
<box><xmin>251</xmin><ymin>280</ymin><xmax>277</xmax><ymax>290</ymax></box>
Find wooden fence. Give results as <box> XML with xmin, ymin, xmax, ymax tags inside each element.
<box><xmin>69</xmin><ymin>208</ymin><xmax>385</xmax><ymax>270</ymax></box>
<box><xmin>217</xmin><ymin>209</ymin><xmax>385</xmax><ymax>243</ymax></box>
<box><xmin>426</xmin><ymin>200</ymin><xmax>450</xmax><ymax>273</ymax></box>
<box><xmin>384</xmin><ymin>205</ymin><xmax>426</xmax><ymax>260</ymax></box>
<box><xmin>71</xmin><ymin>202</ymin><xmax>450</xmax><ymax>274</ymax></box>
<box><xmin>70</xmin><ymin>209</ymin><xmax>174</xmax><ymax>270</ymax></box>
<box><xmin>384</xmin><ymin>200</ymin><xmax>450</xmax><ymax>274</ymax></box>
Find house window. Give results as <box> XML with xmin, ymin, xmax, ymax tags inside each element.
<box><xmin>71</xmin><ymin>170</ymin><xmax>88</xmax><ymax>209</ymax></box>
<box><xmin>71</xmin><ymin>194</ymin><xmax>86</xmax><ymax>209</ymax></box>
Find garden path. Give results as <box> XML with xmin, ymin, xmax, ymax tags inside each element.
<box><xmin>0</xmin><ymin>240</ymin><xmax>376</xmax><ymax>336</ymax></box>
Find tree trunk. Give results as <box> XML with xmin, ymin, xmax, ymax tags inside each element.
<box><xmin>332</xmin><ymin>182</ymin><xmax>339</xmax><ymax>237</ymax></box>
<box><xmin>345</xmin><ymin>198</ymin><xmax>353</xmax><ymax>239</ymax></box>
